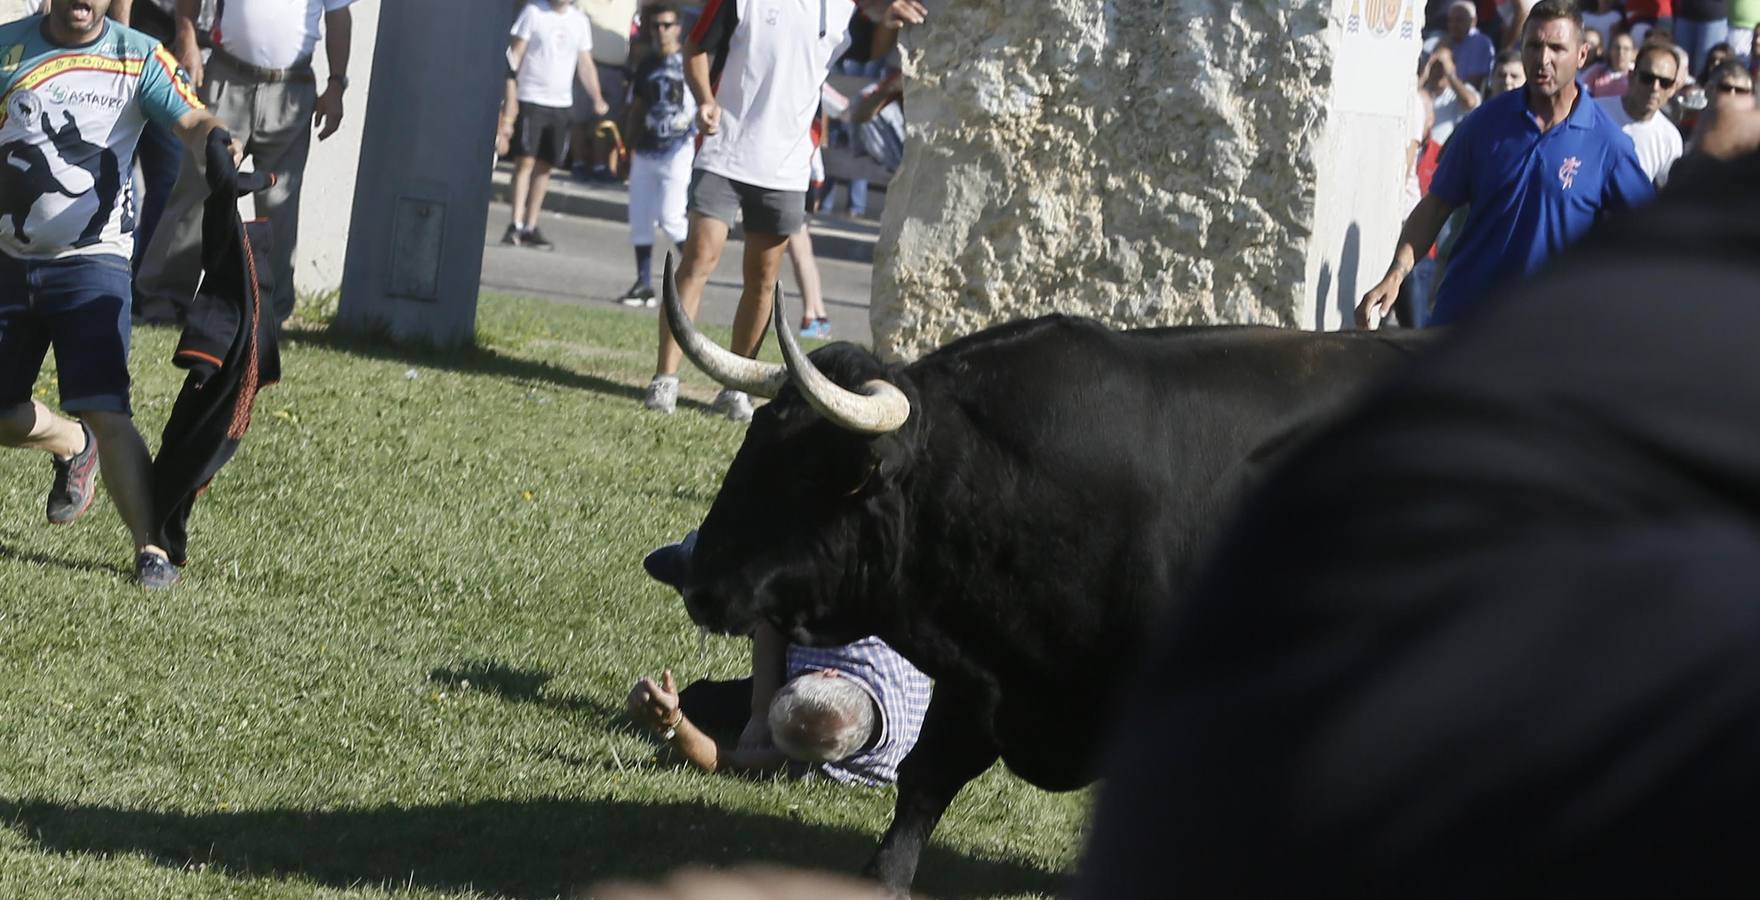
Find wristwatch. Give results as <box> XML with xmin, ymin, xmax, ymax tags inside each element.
<box><xmin>328</xmin><ymin>75</ymin><xmax>350</xmax><ymax>89</ymax></box>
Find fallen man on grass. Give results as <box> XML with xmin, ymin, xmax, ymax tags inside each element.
<box><xmin>626</xmin><ymin>532</ymin><xmax>932</xmax><ymax>784</ymax></box>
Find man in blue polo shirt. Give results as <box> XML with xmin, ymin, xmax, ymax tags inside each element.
<box><xmin>1359</xmin><ymin>0</ymin><xmax>1653</xmax><ymax>329</ymax></box>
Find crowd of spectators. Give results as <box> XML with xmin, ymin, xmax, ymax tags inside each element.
<box><xmin>1392</xmin><ymin>0</ymin><xmax>1757</xmax><ymax>325</ymax></box>
<box><xmin>497</xmin><ymin>0</ymin><xmax>908</xmax><ymax>346</ymax></box>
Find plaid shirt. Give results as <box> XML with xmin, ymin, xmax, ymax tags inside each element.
<box><xmin>787</xmin><ymin>637</ymin><xmax>933</xmax><ymax>786</ymax></box>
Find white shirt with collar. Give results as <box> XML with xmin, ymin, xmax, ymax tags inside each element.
<box><xmin>216</xmin><ymin>0</ymin><xmax>355</xmax><ymax>70</ymax></box>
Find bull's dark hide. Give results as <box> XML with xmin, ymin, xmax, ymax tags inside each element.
<box><xmin>680</xmin><ymin>314</ymin><xmax>1430</xmax><ymax>890</ymax></box>
<box><xmin>1079</xmin><ymin>150</ymin><xmax>1760</xmax><ymax>899</ymax></box>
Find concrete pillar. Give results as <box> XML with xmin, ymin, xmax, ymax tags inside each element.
<box><xmin>293</xmin><ymin>0</ymin><xmax>379</xmax><ymax>306</ymax></box>
<box><xmin>871</xmin><ymin>0</ymin><xmax>1422</xmax><ymax>360</ymax></box>
<box><xmin>335</xmin><ymin>0</ymin><xmax>513</xmax><ymax>347</ymax></box>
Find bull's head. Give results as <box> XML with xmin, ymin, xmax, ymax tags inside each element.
<box><xmin>662</xmin><ymin>256</ymin><xmax>917</xmax><ymax>646</ymax></box>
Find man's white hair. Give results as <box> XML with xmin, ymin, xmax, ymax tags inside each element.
<box><xmin>768</xmin><ymin>672</ymin><xmax>877</xmax><ymax>764</ymax></box>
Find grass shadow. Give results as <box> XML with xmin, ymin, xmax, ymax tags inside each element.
<box><xmin>282</xmin><ymin>327</ymin><xmax>713</xmax><ymax>413</ymax></box>
<box><xmin>0</xmin><ymin>539</ymin><xmax>125</xmax><ymax>579</ymax></box>
<box><xmin>427</xmin><ymin>661</ymin><xmax>621</xmax><ymax>720</ymax></box>
<box><xmin>0</xmin><ymin>797</ymin><xmax>1065</xmax><ymax>899</ymax></box>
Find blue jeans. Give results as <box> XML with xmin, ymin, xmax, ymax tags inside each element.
<box><xmin>0</xmin><ymin>252</ymin><xmax>134</xmax><ymax>414</ymax></box>
<box><xmin>1674</xmin><ymin>17</ymin><xmax>1731</xmax><ymax>75</ymax></box>
<box><xmin>848</xmin><ymin>179</ymin><xmax>869</xmax><ymax>216</ymax></box>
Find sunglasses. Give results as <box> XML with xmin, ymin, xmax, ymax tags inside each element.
<box><xmin>1715</xmin><ymin>82</ymin><xmax>1755</xmax><ymax>95</ymax></box>
<box><xmin>1634</xmin><ymin>70</ymin><xmax>1676</xmax><ymax>89</ymax></box>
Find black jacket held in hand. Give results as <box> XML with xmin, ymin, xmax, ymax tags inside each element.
<box><xmin>151</xmin><ymin>129</ymin><xmax>280</xmax><ymax>566</ymax></box>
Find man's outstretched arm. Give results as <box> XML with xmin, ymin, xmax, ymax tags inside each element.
<box><xmin>1357</xmin><ymin>192</ymin><xmax>1455</xmax><ymax>328</ymax></box>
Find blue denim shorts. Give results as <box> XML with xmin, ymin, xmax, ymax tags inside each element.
<box><xmin>0</xmin><ymin>251</ymin><xmax>135</xmax><ymax>415</ymax></box>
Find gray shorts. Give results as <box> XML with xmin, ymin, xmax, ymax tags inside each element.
<box><xmin>688</xmin><ymin>169</ymin><xmax>806</xmax><ymax>236</ymax></box>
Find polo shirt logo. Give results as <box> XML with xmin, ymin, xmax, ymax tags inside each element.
<box><xmin>1559</xmin><ymin>156</ymin><xmax>1583</xmax><ymax>190</ymax></box>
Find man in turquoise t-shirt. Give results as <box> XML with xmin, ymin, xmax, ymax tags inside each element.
<box><xmin>0</xmin><ymin>0</ymin><xmax>240</xmax><ymax>589</ymax></box>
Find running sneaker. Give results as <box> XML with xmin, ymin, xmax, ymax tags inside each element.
<box><xmin>619</xmin><ymin>283</ymin><xmax>657</xmax><ymax>308</ymax></box>
<box><xmin>711</xmin><ymin>388</ymin><xmax>754</xmax><ymax>424</ymax></box>
<box><xmin>523</xmin><ymin>227</ymin><xmax>555</xmax><ymax>251</ymax></box>
<box><xmin>644</xmin><ymin>375</ymin><xmax>679</xmax><ymax>414</ymax></box>
<box><xmin>135</xmin><ymin>550</ymin><xmax>181</xmax><ymax>590</ymax></box>
<box><xmin>46</xmin><ymin>422</ymin><xmax>100</xmax><ymax>525</ymax></box>
<box><xmin>500</xmin><ymin>224</ymin><xmax>524</xmax><ymax>246</ymax></box>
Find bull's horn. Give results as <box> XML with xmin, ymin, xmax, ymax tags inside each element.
<box><xmin>771</xmin><ymin>284</ymin><xmax>910</xmax><ymax>434</ymax></box>
<box><xmin>662</xmin><ymin>253</ymin><xmax>789</xmax><ymax>399</ymax></box>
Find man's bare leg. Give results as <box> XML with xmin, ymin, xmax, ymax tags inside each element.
<box><xmin>656</xmin><ymin>214</ymin><xmax>731</xmax><ymax>377</ymax></box>
<box><xmin>509</xmin><ymin>156</ymin><xmax>537</xmax><ymax>230</ymax></box>
<box><xmin>730</xmin><ymin>231</ymin><xmax>792</xmax><ymax>358</ymax></box>
<box><xmin>80</xmin><ymin>410</ymin><xmax>167</xmax><ymax>559</ymax></box>
<box><xmin>524</xmin><ymin>160</ymin><xmax>554</xmax><ymax>232</ymax></box>
<box><xmin>786</xmin><ymin>225</ymin><xmax>827</xmax><ymax>326</ymax></box>
<box><xmin>0</xmin><ymin>401</ymin><xmax>86</xmax><ymax>457</ymax></box>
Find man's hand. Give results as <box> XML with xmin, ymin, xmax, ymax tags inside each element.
<box><xmin>697</xmin><ymin>100</ymin><xmax>721</xmax><ymax>135</ymax></box>
<box><xmin>313</xmin><ymin>83</ymin><xmax>346</xmax><ymax>140</ymax></box>
<box><xmin>626</xmin><ymin>670</ymin><xmax>682</xmax><ymax>733</ymax></box>
<box><xmin>880</xmin><ymin>0</ymin><xmax>928</xmax><ymax>28</ymax></box>
<box><xmin>175</xmin><ymin>33</ymin><xmax>204</xmax><ymax>90</ymax></box>
<box><xmin>226</xmin><ymin>135</ymin><xmax>244</xmax><ymax>168</ymax></box>
<box><xmin>495</xmin><ymin>124</ymin><xmax>512</xmax><ymax>157</ymax></box>
<box><xmin>863</xmin><ymin>0</ymin><xmax>927</xmax><ymax>28</ymax></box>
<box><xmin>1357</xmin><ymin>270</ymin><xmax>1403</xmax><ymax>329</ymax></box>
<box><xmin>1430</xmin><ymin>45</ymin><xmax>1456</xmax><ymax>79</ymax></box>
<box><xmin>593</xmin><ymin>96</ymin><xmax>611</xmax><ymax>118</ymax></box>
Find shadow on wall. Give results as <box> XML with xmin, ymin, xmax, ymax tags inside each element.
<box><xmin>1312</xmin><ymin>222</ymin><xmax>1362</xmax><ymax>331</ymax></box>
<box><xmin>1314</xmin><ymin>262</ymin><xmax>1332</xmax><ymax>331</ymax></box>
<box><xmin>0</xmin><ymin>797</ymin><xmax>1064</xmax><ymax>899</ymax></box>
<box><xmin>1337</xmin><ymin>222</ymin><xmax>1363</xmax><ymax>329</ymax></box>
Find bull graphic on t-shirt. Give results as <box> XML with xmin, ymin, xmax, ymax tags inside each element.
<box><xmin>41</xmin><ymin>110</ymin><xmax>124</xmax><ymax>247</ymax></box>
<box><xmin>0</xmin><ymin>89</ymin><xmax>78</xmax><ymax>244</ymax></box>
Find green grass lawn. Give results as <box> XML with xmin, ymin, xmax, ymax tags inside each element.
<box><xmin>0</xmin><ymin>295</ymin><xmax>1089</xmax><ymax>899</ymax></box>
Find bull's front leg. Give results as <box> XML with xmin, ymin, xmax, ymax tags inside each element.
<box><xmin>863</xmin><ymin>690</ymin><xmax>1001</xmax><ymax>894</ymax></box>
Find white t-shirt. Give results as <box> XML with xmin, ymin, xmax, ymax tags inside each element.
<box><xmin>1429</xmin><ymin>84</ymin><xmax>1472</xmax><ymax>146</ymax></box>
<box><xmin>693</xmin><ymin>0</ymin><xmax>859</xmax><ymax>192</ymax></box>
<box><xmin>1595</xmin><ymin>96</ymin><xmax>1684</xmax><ymax>186</ymax></box>
<box><xmin>216</xmin><ymin>0</ymin><xmax>354</xmax><ymax>70</ymax></box>
<box><xmin>512</xmin><ymin>0</ymin><xmax>593</xmax><ymax>109</ymax></box>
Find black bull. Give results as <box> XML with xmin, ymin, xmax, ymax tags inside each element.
<box><xmin>663</xmin><ymin>267</ymin><xmax>1431</xmax><ymax>890</ymax></box>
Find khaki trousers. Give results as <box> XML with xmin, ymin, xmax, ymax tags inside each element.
<box><xmin>137</xmin><ymin>52</ymin><xmax>318</xmax><ymax>322</ymax></box>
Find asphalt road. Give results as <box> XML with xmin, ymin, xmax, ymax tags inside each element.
<box><xmin>478</xmin><ymin>199</ymin><xmax>877</xmax><ymax>348</ymax></box>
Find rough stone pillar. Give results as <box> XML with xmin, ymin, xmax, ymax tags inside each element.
<box><xmin>872</xmin><ymin>0</ymin><xmax>1422</xmax><ymax>360</ymax></box>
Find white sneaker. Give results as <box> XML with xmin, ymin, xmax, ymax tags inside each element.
<box><xmin>644</xmin><ymin>375</ymin><xmax>679</xmax><ymax>414</ymax></box>
<box><xmin>711</xmin><ymin>388</ymin><xmax>754</xmax><ymax>423</ymax></box>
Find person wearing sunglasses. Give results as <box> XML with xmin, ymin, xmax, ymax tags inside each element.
<box><xmin>1597</xmin><ymin>43</ymin><xmax>1686</xmax><ymax>185</ymax></box>
<box><xmin>1707</xmin><ymin>56</ymin><xmax>1759</xmax><ymax>101</ymax></box>
<box><xmin>617</xmin><ymin>2</ymin><xmax>696</xmax><ymax>308</ymax></box>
